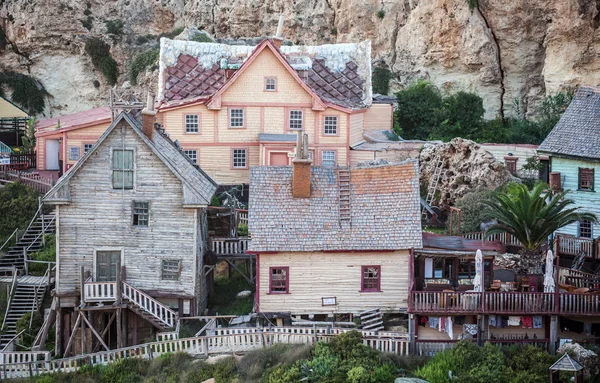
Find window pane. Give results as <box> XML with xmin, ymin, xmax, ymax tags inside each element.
<box><xmin>84</xmin><ymin>144</ymin><xmax>94</xmax><ymax>154</ymax></box>
<box><xmin>265</xmin><ymin>78</ymin><xmax>276</xmax><ymax>91</ymax></box>
<box><xmin>133</xmin><ymin>201</ymin><xmax>149</xmax><ymax>226</ymax></box>
<box><xmin>230</xmin><ymin>109</ymin><xmax>244</xmax><ymax>128</ymax></box>
<box><xmin>185</xmin><ymin>114</ymin><xmax>199</xmax><ymax>133</ymax></box>
<box><xmin>162</xmin><ymin>259</ymin><xmax>180</xmax><ymax>280</ymax></box>
<box><xmin>579</xmin><ymin>220</ymin><xmax>593</xmax><ymax>238</ymax></box>
<box><xmin>579</xmin><ymin>168</ymin><xmax>594</xmax><ymax>190</ymax></box>
<box><xmin>233</xmin><ymin>149</ymin><xmax>247</xmax><ymax>168</ymax></box>
<box><xmin>113</xmin><ymin>149</ymin><xmax>134</xmax><ymax>170</ymax></box>
<box><xmin>270</xmin><ymin>268</ymin><xmax>287</xmax><ymax>293</ymax></box>
<box><xmin>69</xmin><ymin>147</ymin><xmax>80</xmax><ymax>161</ymax></box>
<box><xmin>433</xmin><ymin>258</ymin><xmax>443</xmax><ymax>279</ymax></box>
<box><xmin>289</xmin><ymin>110</ymin><xmax>303</xmax><ymax>130</ymax></box>
<box><xmin>322</xmin><ymin>151</ymin><xmax>336</xmax><ymax>168</ymax></box>
<box><xmin>324</xmin><ymin>116</ymin><xmax>338</xmax><ymax>135</ymax></box>
<box><xmin>184</xmin><ymin>150</ymin><xmax>197</xmax><ymax>164</ymax></box>
<box><xmin>362</xmin><ymin>266</ymin><xmax>380</xmax><ymax>291</ymax></box>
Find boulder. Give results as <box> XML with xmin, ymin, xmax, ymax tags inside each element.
<box><xmin>236</xmin><ymin>290</ymin><xmax>252</xmax><ymax>298</ymax></box>
<box><xmin>557</xmin><ymin>342</ymin><xmax>599</xmax><ymax>378</ymax></box>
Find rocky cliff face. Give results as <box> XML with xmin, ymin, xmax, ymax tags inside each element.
<box><xmin>1</xmin><ymin>0</ymin><xmax>599</xmax><ymax>118</ymax></box>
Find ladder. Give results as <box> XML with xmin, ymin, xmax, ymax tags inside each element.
<box><xmin>572</xmin><ymin>251</ymin><xmax>586</xmax><ymax>271</ymax></box>
<box><xmin>359</xmin><ymin>308</ymin><xmax>384</xmax><ymax>332</ymax></box>
<box><xmin>338</xmin><ymin>167</ymin><xmax>351</xmax><ymax>222</ymax></box>
<box><xmin>422</xmin><ymin>159</ymin><xmax>445</xmax><ymax>219</ymax></box>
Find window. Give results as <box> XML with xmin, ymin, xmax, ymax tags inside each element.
<box><xmin>505</xmin><ymin>158</ymin><xmax>518</xmax><ymax>173</ymax></box>
<box><xmin>322</xmin><ymin>150</ymin><xmax>336</xmax><ymax>168</ymax></box>
<box><xmin>112</xmin><ymin>149</ymin><xmax>134</xmax><ymax>189</ymax></box>
<box><xmin>324</xmin><ymin>116</ymin><xmax>338</xmax><ymax>135</ymax></box>
<box><xmin>83</xmin><ymin>143</ymin><xmax>94</xmax><ymax>154</ymax></box>
<box><xmin>183</xmin><ymin>149</ymin><xmax>198</xmax><ymax>164</ymax></box>
<box><xmin>69</xmin><ymin>147</ymin><xmax>80</xmax><ymax>161</ymax></box>
<box><xmin>232</xmin><ymin>148</ymin><xmax>247</xmax><ymax>169</ymax></box>
<box><xmin>269</xmin><ymin>267</ymin><xmax>288</xmax><ymax>293</ymax></box>
<box><xmin>185</xmin><ymin>114</ymin><xmax>199</xmax><ymax>133</ymax></box>
<box><xmin>361</xmin><ymin>266</ymin><xmax>381</xmax><ymax>292</ymax></box>
<box><xmin>289</xmin><ymin>110</ymin><xmax>303</xmax><ymax>130</ymax></box>
<box><xmin>579</xmin><ymin>168</ymin><xmax>594</xmax><ymax>191</ymax></box>
<box><xmin>132</xmin><ymin>201</ymin><xmax>149</xmax><ymax>226</ymax></box>
<box><xmin>265</xmin><ymin>77</ymin><xmax>277</xmax><ymax>91</ymax></box>
<box><xmin>230</xmin><ymin>108</ymin><xmax>244</xmax><ymax>128</ymax></box>
<box><xmin>424</xmin><ymin>258</ymin><xmax>453</xmax><ymax>279</ymax></box>
<box><xmin>161</xmin><ymin>259</ymin><xmax>181</xmax><ymax>281</ymax></box>
<box><xmin>458</xmin><ymin>260</ymin><xmax>475</xmax><ymax>279</ymax></box>
<box><xmin>579</xmin><ymin>220</ymin><xmax>593</xmax><ymax>238</ymax></box>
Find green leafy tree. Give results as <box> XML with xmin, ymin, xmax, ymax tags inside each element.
<box><xmin>395</xmin><ymin>81</ymin><xmax>443</xmax><ymax>140</ymax></box>
<box><xmin>372</xmin><ymin>67</ymin><xmax>392</xmax><ymax>95</ymax></box>
<box><xmin>432</xmin><ymin>91</ymin><xmax>485</xmax><ymax>141</ymax></box>
<box><xmin>484</xmin><ymin>183</ymin><xmax>597</xmax><ymax>271</ymax></box>
<box><xmin>21</xmin><ymin>117</ymin><xmax>37</xmax><ymax>152</ymax></box>
<box><xmin>0</xmin><ymin>182</ymin><xmax>39</xmax><ymax>246</ymax></box>
<box><xmin>0</xmin><ymin>72</ymin><xmax>49</xmax><ymax>114</ymax></box>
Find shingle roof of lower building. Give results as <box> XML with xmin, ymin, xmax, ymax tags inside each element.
<box><xmin>539</xmin><ymin>86</ymin><xmax>600</xmax><ymax>160</ymax></box>
<box><xmin>258</xmin><ymin>133</ymin><xmax>297</xmax><ymax>142</ymax></box>
<box><xmin>248</xmin><ymin>160</ymin><xmax>422</xmax><ymax>252</ymax></box>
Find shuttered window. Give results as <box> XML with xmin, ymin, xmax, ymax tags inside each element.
<box><xmin>112</xmin><ymin>149</ymin><xmax>134</xmax><ymax>189</ymax></box>
<box><xmin>579</xmin><ymin>168</ymin><xmax>594</xmax><ymax>191</ymax></box>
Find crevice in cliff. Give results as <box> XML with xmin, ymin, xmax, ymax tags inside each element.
<box><xmin>323</xmin><ymin>0</ymin><xmax>336</xmax><ymax>35</ymax></box>
<box><xmin>210</xmin><ymin>0</ymin><xmax>218</xmax><ymax>35</ymax></box>
<box><xmin>594</xmin><ymin>0</ymin><xmax>600</xmax><ymax>29</ymax></box>
<box><xmin>475</xmin><ymin>5</ymin><xmax>505</xmax><ymax>120</ymax></box>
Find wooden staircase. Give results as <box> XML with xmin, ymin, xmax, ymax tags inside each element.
<box><xmin>120</xmin><ymin>282</ymin><xmax>177</xmax><ymax>330</ymax></box>
<box><xmin>422</xmin><ymin>159</ymin><xmax>444</xmax><ymax>219</ymax></box>
<box><xmin>0</xmin><ymin>210</ymin><xmax>56</xmax><ymax>272</ymax></box>
<box><xmin>359</xmin><ymin>308</ymin><xmax>384</xmax><ymax>332</ymax></box>
<box><xmin>0</xmin><ymin>281</ymin><xmax>46</xmax><ymax>348</ymax></box>
<box><xmin>338</xmin><ymin>167</ymin><xmax>351</xmax><ymax>222</ymax></box>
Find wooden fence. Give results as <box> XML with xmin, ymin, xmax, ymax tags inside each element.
<box><xmin>210</xmin><ymin>237</ymin><xmax>251</xmax><ymax>255</ymax></box>
<box><xmin>461</xmin><ymin>232</ymin><xmax>521</xmax><ymax>246</ymax></box>
<box><xmin>10</xmin><ymin>151</ymin><xmax>36</xmax><ymax>169</ymax></box>
<box><xmin>556</xmin><ymin>234</ymin><xmax>596</xmax><ymax>258</ymax></box>
<box><xmin>0</xmin><ymin>170</ymin><xmax>54</xmax><ymax>194</ymax></box>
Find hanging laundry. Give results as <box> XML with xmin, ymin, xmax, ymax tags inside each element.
<box><xmin>488</xmin><ymin>315</ymin><xmax>497</xmax><ymax>327</ymax></box>
<box><xmin>429</xmin><ymin>317</ymin><xmax>440</xmax><ymax>329</ymax></box>
<box><xmin>532</xmin><ymin>316</ymin><xmax>543</xmax><ymax>329</ymax></box>
<box><xmin>455</xmin><ymin>316</ymin><xmax>466</xmax><ymax>325</ymax></box>
<box><xmin>464</xmin><ymin>324</ymin><xmax>478</xmax><ymax>335</ymax></box>
<box><xmin>520</xmin><ymin>316</ymin><xmax>533</xmax><ymax>329</ymax></box>
<box><xmin>421</xmin><ymin>316</ymin><xmax>428</xmax><ymax>325</ymax></box>
<box><xmin>440</xmin><ymin>317</ymin><xmax>446</xmax><ymax>332</ymax></box>
<box><xmin>446</xmin><ymin>316</ymin><xmax>454</xmax><ymax>340</ymax></box>
<box><xmin>508</xmin><ymin>316</ymin><xmax>521</xmax><ymax>326</ymax></box>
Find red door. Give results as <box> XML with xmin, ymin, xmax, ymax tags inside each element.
<box><xmin>270</xmin><ymin>152</ymin><xmax>289</xmax><ymax>166</ymax></box>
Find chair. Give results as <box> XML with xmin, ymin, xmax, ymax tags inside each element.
<box><xmin>489</xmin><ymin>280</ymin><xmax>502</xmax><ymax>292</ymax></box>
<box><xmin>559</xmin><ymin>283</ymin><xmax>577</xmax><ymax>293</ymax></box>
<box><xmin>520</xmin><ymin>277</ymin><xmax>531</xmax><ymax>292</ymax></box>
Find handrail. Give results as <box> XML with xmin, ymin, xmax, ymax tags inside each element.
<box><xmin>21</xmin><ymin>203</ymin><xmax>43</xmax><ymax>243</ymax></box>
<box><xmin>1</xmin><ymin>268</ymin><xmax>18</xmax><ymax>332</ymax></box>
<box><xmin>122</xmin><ymin>281</ymin><xmax>177</xmax><ymax>328</ymax></box>
<box><xmin>0</xmin><ymin>329</ymin><xmax>26</xmax><ymax>353</ymax></box>
<box><xmin>24</xmin><ymin>215</ymin><xmax>56</xmax><ymax>254</ymax></box>
<box><xmin>0</xmin><ymin>228</ymin><xmax>18</xmax><ymax>253</ymax></box>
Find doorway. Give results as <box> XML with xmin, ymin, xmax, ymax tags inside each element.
<box><xmin>45</xmin><ymin>139</ymin><xmax>60</xmax><ymax>170</ymax></box>
<box><xmin>270</xmin><ymin>152</ymin><xmax>289</xmax><ymax>166</ymax></box>
<box><xmin>95</xmin><ymin>251</ymin><xmax>121</xmax><ymax>282</ymax></box>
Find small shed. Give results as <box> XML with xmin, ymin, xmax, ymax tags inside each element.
<box><xmin>549</xmin><ymin>353</ymin><xmax>584</xmax><ymax>383</ymax></box>
<box><xmin>0</xmin><ymin>96</ymin><xmax>28</xmax><ymax>147</ymax></box>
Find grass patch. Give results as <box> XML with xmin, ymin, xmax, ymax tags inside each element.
<box><xmin>191</xmin><ymin>33</ymin><xmax>214</xmax><ymax>43</ymax></box>
<box><xmin>127</xmin><ymin>47</ymin><xmax>159</xmax><ymax>85</ymax></box>
<box><xmin>105</xmin><ymin>19</ymin><xmax>124</xmax><ymax>35</ymax></box>
<box><xmin>208</xmin><ymin>263</ymin><xmax>254</xmax><ymax>315</ymax></box>
<box><xmin>84</xmin><ymin>37</ymin><xmax>119</xmax><ymax>86</ymax></box>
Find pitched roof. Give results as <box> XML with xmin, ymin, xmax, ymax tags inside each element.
<box><xmin>248</xmin><ymin>160</ymin><xmax>422</xmax><ymax>252</ymax></box>
<box><xmin>539</xmin><ymin>87</ymin><xmax>600</xmax><ymax>160</ymax></box>
<box><xmin>35</xmin><ymin>107</ymin><xmax>112</xmax><ymax>137</ymax></box>
<box><xmin>0</xmin><ymin>96</ymin><xmax>28</xmax><ymax>119</ymax></box>
<box><xmin>158</xmin><ymin>38</ymin><xmax>372</xmax><ymax>110</ymax></box>
<box><xmin>549</xmin><ymin>353</ymin><xmax>583</xmax><ymax>371</ymax></box>
<box><xmin>43</xmin><ymin>112</ymin><xmax>217</xmax><ymax>206</ymax></box>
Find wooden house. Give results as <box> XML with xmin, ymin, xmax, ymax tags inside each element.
<box><xmin>248</xmin><ymin>139</ymin><xmax>422</xmax><ymax>320</ymax></box>
<box><xmin>0</xmin><ymin>96</ymin><xmax>29</xmax><ymax>147</ymax></box>
<box><xmin>35</xmin><ymin>107</ymin><xmax>112</xmax><ymax>173</ymax></box>
<box><xmin>156</xmin><ymin>36</ymin><xmax>395</xmax><ymax>186</ymax></box>
<box><xmin>539</xmin><ymin>86</ymin><xmax>600</xmax><ymax>261</ymax></box>
<box><xmin>43</xmin><ymin>101</ymin><xmax>217</xmax><ymax>355</ymax></box>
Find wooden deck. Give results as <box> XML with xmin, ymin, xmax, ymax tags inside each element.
<box><xmin>556</xmin><ymin>234</ymin><xmax>597</xmax><ymax>259</ymax></box>
<box><xmin>0</xmin><ymin>275</ymin><xmax>54</xmax><ymax>286</ymax></box>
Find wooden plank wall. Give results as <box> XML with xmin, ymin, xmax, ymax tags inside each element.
<box><xmin>363</xmin><ymin>104</ymin><xmax>393</xmax><ymax>131</ymax></box>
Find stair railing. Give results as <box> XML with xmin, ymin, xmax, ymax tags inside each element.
<box><xmin>20</xmin><ymin>202</ymin><xmax>43</xmax><ymax>244</ymax></box>
<box><xmin>24</xmin><ymin>215</ymin><xmax>56</xmax><ymax>256</ymax></box>
<box><xmin>0</xmin><ymin>329</ymin><xmax>25</xmax><ymax>352</ymax></box>
<box><xmin>1</xmin><ymin>267</ymin><xmax>18</xmax><ymax>332</ymax></box>
<box><xmin>121</xmin><ymin>281</ymin><xmax>177</xmax><ymax>328</ymax></box>
<box><xmin>0</xmin><ymin>228</ymin><xmax>18</xmax><ymax>253</ymax></box>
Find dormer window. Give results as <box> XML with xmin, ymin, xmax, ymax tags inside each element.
<box><xmin>289</xmin><ymin>110</ymin><xmax>303</xmax><ymax>130</ymax></box>
<box><xmin>265</xmin><ymin>77</ymin><xmax>277</xmax><ymax>91</ymax></box>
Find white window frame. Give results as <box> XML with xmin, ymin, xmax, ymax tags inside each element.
<box><xmin>69</xmin><ymin>146</ymin><xmax>80</xmax><ymax>161</ymax></box>
<box><xmin>161</xmin><ymin>259</ymin><xmax>181</xmax><ymax>281</ymax></box>
<box><xmin>229</xmin><ymin>108</ymin><xmax>245</xmax><ymax>128</ymax></box>
<box><xmin>289</xmin><ymin>110</ymin><xmax>303</xmax><ymax>130</ymax></box>
<box><xmin>324</xmin><ymin>116</ymin><xmax>338</xmax><ymax>135</ymax></box>
<box><xmin>265</xmin><ymin>77</ymin><xmax>277</xmax><ymax>91</ymax></box>
<box><xmin>185</xmin><ymin>114</ymin><xmax>199</xmax><ymax>133</ymax></box>
<box><xmin>322</xmin><ymin>150</ymin><xmax>336</xmax><ymax>168</ymax></box>
<box><xmin>183</xmin><ymin>149</ymin><xmax>198</xmax><ymax>164</ymax></box>
<box><xmin>232</xmin><ymin>148</ymin><xmax>247</xmax><ymax>169</ymax></box>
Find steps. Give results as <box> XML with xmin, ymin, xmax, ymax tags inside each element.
<box><xmin>422</xmin><ymin>159</ymin><xmax>445</xmax><ymax>219</ymax></box>
<box><xmin>126</xmin><ymin>303</ymin><xmax>173</xmax><ymax>331</ymax></box>
<box><xmin>338</xmin><ymin>167</ymin><xmax>351</xmax><ymax>222</ymax></box>
<box><xmin>359</xmin><ymin>308</ymin><xmax>384</xmax><ymax>332</ymax></box>
<box><xmin>0</xmin><ymin>212</ymin><xmax>56</xmax><ymax>271</ymax></box>
<box><xmin>0</xmin><ymin>282</ymin><xmax>46</xmax><ymax>348</ymax></box>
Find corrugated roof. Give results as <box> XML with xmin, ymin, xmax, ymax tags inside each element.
<box><xmin>539</xmin><ymin>87</ymin><xmax>600</xmax><ymax>160</ymax></box>
<box><xmin>36</xmin><ymin>107</ymin><xmax>112</xmax><ymax>135</ymax></box>
<box><xmin>258</xmin><ymin>133</ymin><xmax>297</xmax><ymax>142</ymax></box>
<box><xmin>248</xmin><ymin>160</ymin><xmax>422</xmax><ymax>252</ymax></box>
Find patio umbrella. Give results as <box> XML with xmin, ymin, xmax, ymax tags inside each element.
<box><xmin>474</xmin><ymin>249</ymin><xmax>483</xmax><ymax>292</ymax></box>
<box><xmin>544</xmin><ymin>250</ymin><xmax>555</xmax><ymax>293</ymax></box>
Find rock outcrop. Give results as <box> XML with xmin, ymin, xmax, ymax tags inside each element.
<box><xmin>557</xmin><ymin>342</ymin><xmax>600</xmax><ymax>379</ymax></box>
<box><xmin>1</xmin><ymin>0</ymin><xmax>600</xmax><ymax>117</ymax></box>
<box><xmin>419</xmin><ymin>138</ymin><xmax>514</xmax><ymax>210</ymax></box>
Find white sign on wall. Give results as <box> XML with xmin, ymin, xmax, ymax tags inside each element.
<box><xmin>321</xmin><ymin>297</ymin><xmax>337</xmax><ymax>306</ymax></box>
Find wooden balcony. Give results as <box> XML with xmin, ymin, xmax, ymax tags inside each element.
<box><xmin>556</xmin><ymin>234</ymin><xmax>596</xmax><ymax>258</ymax></box>
<box><xmin>410</xmin><ymin>291</ymin><xmax>599</xmax><ymax>315</ymax></box>
<box><xmin>83</xmin><ymin>281</ymin><xmax>117</xmax><ymax>302</ymax></box>
<box><xmin>461</xmin><ymin>232</ymin><xmax>521</xmax><ymax>246</ymax></box>
<box><xmin>210</xmin><ymin>237</ymin><xmax>251</xmax><ymax>256</ymax></box>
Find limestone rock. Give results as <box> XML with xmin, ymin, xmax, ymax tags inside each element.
<box><xmin>419</xmin><ymin>138</ymin><xmax>514</xmax><ymax>210</ymax></box>
<box><xmin>557</xmin><ymin>342</ymin><xmax>600</xmax><ymax>379</ymax></box>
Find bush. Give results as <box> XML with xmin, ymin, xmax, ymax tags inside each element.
<box><xmin>84</xmin><ymin>37</ymin><xmax>119</xmax><ymax>85</ymax></box>
<box><xmin>432</xmin><ymin>91</ymin><xmax>485</xmax><ymax>141</ymax></box>
<box><xmin>376</xmin><ymin>9</ymin><xmax>386</xmax><ymax>19</ymax></box>
<box><xmin>158</xmin><ymin>27</ymin><xmax>184</xmax><ymax>40</ymax></box>
<box><xmin>467</xmin><ymin>0</ymin><xmax>478</xmax><ymax>9</ymax></box>
<box><xmin>0</xmin><ymin>71</ymin><xmax>49</xmax><ymax>114</ymax></box>
<box><xmin>29</xmin><ymin>235</ymin><xmax>56</xmax><ymax>275</ymax></box>
<box><xmin>238</xmin><ymin>223</ymin><xmax>248</xmax><ymax>236</ymax></box>
<box><xmin>127</xmin><ymin>47</ymin><xmax>159</xmax><ymax>85</ymax></box>
<box><xmin>105</xmin><ymin>19</ymin><xmax>124</xmax><ymax>35</ymax></box>
<box><xmin>0</xmin><ymin>182</ymin><xmax>39</xmax><ymax>246</ymax></box>
<box><xmin>395</xmin><ymin>81</ymin><xmax>443</xmax><ymax>140</ymax></box>
<box><xmin>81</xmin><ymin>16</ymin><xmax>93</xmax><ymax>31</ymax></box>
<box><xmin>191</xmin><ymin>33</ymin><xmax>214</xmax><ymax>43</ymax></box>
<box><xmin>373</xmin><ymin>67</ymin><xmax>392</xmax><ymax>95</ymax></box>
<box><xmin>452</xmin><ymin>189</ymin><xmax>497</xmax><ymax>233</ymax></box>
<box><xmin>15</xmin><ymin>311</ymin><xmax>43</xmax><ymax>348</ymax></box>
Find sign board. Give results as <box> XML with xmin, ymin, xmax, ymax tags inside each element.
<box><xmin>0</xmin><ymin>157</ymin><xmax>10</xmax><ymax>165</ymax></box>
<box><xmin>321</xmin><ymin>297</ymin><xmax>337</xmax><ymax>306</ymax></box>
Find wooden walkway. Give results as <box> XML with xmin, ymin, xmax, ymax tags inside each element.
<box><xmin>0</xmin><ymin>275</ymin><xmax>53</xmax><ymax>286</ymax></box>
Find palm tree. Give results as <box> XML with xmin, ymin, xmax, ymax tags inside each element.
<box><xmin>483</xmin><ymin>183</ymin><xmax>597</xmax><ymax>273</ymax></box>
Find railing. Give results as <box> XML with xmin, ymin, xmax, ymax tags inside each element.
<box><xmin>83</xmin><ymin>282</ymin><xmax>117</xmax><ymax>302</ymax></box>
<box><xmin>24</xmin><ymin>215</ymin><xmax>56</xmax><ymax>255</ymax></box>
<box><xmin>559</xmin><ymin>293</ymin><xmax>600</xmax><ymax>315</ymax></box>
<box><xmin>411</xmin><ymin>291</ymin><xmax>481</xmax><ymax>313</ymax></box>
<box><xmin>1</xmin><ymin>268</ymin><xmax>18</xmax><ymax>332</ymax></box>
<box><xmin>9</xmin><ymin>151</ymin><xmax>36</xmax><ymax>169</ymax></box>
<box><xmin>122</xmin><ymin>281</ymin><xmax>177</xmax><ymax>328</ymax></box>
<box><xmin>0</xmin><ymin>170</ymin><xmax>54</xmax><ymax>195</ymax></box>
<box><xmin>0</xmin><ymin>329</ymin><xmax>25</xmax><ymax>353</ymax></box>
<box><xmin>0</xmin><ymin>351</ymin><xmax>51</xmax><ymax>364</ymax></box>
<box><xmin>556</xmin><ymin>234</ymin><xmax>595</xmax><ymax>258</ymax></box>
<box><xmin>236</xmin><ymin>209</ymin><xmax>248</xmax><ymax>226</ymax></box>
<box><xmin>415</xmin><ymin>340</ymin><xmax>460</xmax><ymax>356</ymax></box>
<box><xmin>461</xmin><ymin>232</ymin><xmax>521</xmax><ymax>246</ymax></box>
<box><xmin>557</xmin><ymin>267</ymin><xmax>600</xmax><ymax>288</ymax></box>
<box><xmin>0</xmin><ymin>228</ymin><xmax>18</xmax><ymax>253</ymax></box>
<box><xmin>211</xmin><ymin>237</ymin><xmax>251</xmax><ymax>255</ymax></box>
<box><xmin>483</xmin><ymin>292</ymin><xmax>554</xmax><ymax>313</ymax></box>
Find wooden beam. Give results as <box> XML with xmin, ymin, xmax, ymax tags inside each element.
<box><xmin>76</xmin><ymin>304</ymin><xmax>128</xmax><ymax>311</ymax></box>
<box><xmin>81</xmin><ymin>312</ymin><xmax>86</xmax><ymax>354</ymax></box>
<box><xmin>92</xmin><ymin>312</ymin><xmax>116</xmax><ymax>353</ymax></box>
<box><xmin>224</xmin><ymin>259</ymin><xmax>252</xmax><ymax>284</ymax></box>
<box><xmin>116</xmin><ymin>308</ymin><xmax>123</xmax><ymax>349</ymax></box>
<box><xmin>81</xmin><ymin>312</ymin><xmax>110</xmax><ymax>351</ymax></box>
<box><xmin>63</xmin><ymin>312</ymin><xmax>82</xmax><ymax>358</ymax></box>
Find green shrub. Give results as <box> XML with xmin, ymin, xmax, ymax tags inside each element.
<box><xmin>467</xmin><ymin>0</ymin><xmax>478</xmax><ymax>9</ymax></box>
<box><xmin>0</xmin><ymin>182</ymin><xmax>39</xmax><ymax>246</ymax></box>
<box><xmin>452</xmin><ymin>189</ymin><xmax>497</xmax><ymax>233</ymax></box>
<box><xmin>376</xmin><ymin>9</ymin><xmax>386</xmax><ymax>19</ymax></box>
<box><xmin>331</xmin><ymin>27</ymin><xmax>338</xmax><ymax>35</ymax></box>
<box><xmin>238</xmin><ymin>223</ymin><xmax>248</xmax><ymax>236</ymax></box>
<box><xmin>83</xmin><ymin>8</ymin><xmax>92</xmax><ymax>16</ymax></box>
<box><xmin>127</xmin><ymin>47</ymin><xmax>159</xmax><ymax>85</ymax></box>
<box><xmin>15</xmin><ymin>311</ymin><xmax>43</xmax><ymax>348</ymax></box>
<box><xmin>432</xmin><ymin>91</ymin><xmax>485</xmax><ymax>141</ymax></box>
<box><xmin>191</xmin><ymin>33</ymin><xmax>214</xmax><ymax>43</ymax></box>
<box><xmin>372</xmin><ymin>67</ymin><xmax>392</xmax><ymax>95</ymax></box>
<box><xmin>0</xmin><ymin>71</ymin><xmax>49</xmax><ymax>114</ymax></box>
<box><xmin>395</xmin><ymin>81</ymin><xmax>443</xmax><ymax>140</ymax></box>
<box><xmin>81</xmin><ymin>16</ymin><xmax>93</xmax><ymax>31</ymax></box>
<box><xmin>85</xmin><ymin>37</ymin><xmax>119</xmax><ymax>85</ymax></box>
<box><xmin>158</xmin><ymin>27</ymin><xmax>184</xmax><ymax>40</ymax></box>
<box><xmin>29</xmin><ymin>235</ymin><xmax>56</xmax><ymax>275</ymax></box>
<box><xmin>105</xmin><ymin>19</ymin><xmax>124</xmax><ymax>35</ymax></box>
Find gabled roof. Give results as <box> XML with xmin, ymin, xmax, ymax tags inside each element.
<box><xmin>248</xmin><ymin>160</ymin><xmax>422</xmax><ymax>252</ymax></box>
<box><xmin>539</xmin><ymin>87</ymin><xmax>600</xmax><ymax>160</ymax></box>
<box><xmin>43</xmin><ymin>113</ymin><xmax>217</xmax><ymax>206</ymax></box>
<box><xmin>157</xmin><ymin>38</ymin><xmax>372</xmax><ymax>110</ymax></box>
<box><xmin>549</xmin><ymin>353</ymin><xmax>583</xmax><ymax>372</ymax></box>
<box><xmin>35</xmin><ymin>107</ymin><xmax>112</xmax><ymax>137</ymax></box>
<box><xmin>0</xmin><ymin>96</ymin><xmax>28</xmax><ymax>119</ymax></box>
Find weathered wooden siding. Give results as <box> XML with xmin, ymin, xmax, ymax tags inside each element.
<box><xmin>480</xmin><ymin>144</ymin><xmax>538</xmax><ymax>171</ymax></box>
<box><xmin>363</xmin><ymin>104</ymin><xmax>393</xmax><ymax>131</ymax></box>
<box><xmin>552</xmin><ymin>156</ymin><xmax>600</xmax><ymax>237</ymax></box>
<box><xmin>56</xmin><ymin>120</ymin><xmax>198</xmax><ymax>302</ymax></box>
<box><xmin>349</xmin><ymin>113</ymin><xmax>364</xmax><ymax>147</ymax></box>
<box><xmin>258</xmin><ymin>250</ymin><xmax>410</xmax><ymax>314</ymax></box>
<box><xmin>196</xmin><ymin>145</ymin><xmax>259</xmax><ymax>185</ymax></box>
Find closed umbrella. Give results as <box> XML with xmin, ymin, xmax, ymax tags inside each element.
<box><xmin>544</xmin><ymin>250</ymin><xmax>555</xmax><ymax>293</ymax></box>
<box><xmin>474</xmin><ymin>249</ymin><xmax>483</xmax><ymax>293</ymax></box>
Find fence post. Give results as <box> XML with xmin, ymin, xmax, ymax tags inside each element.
<box><xmin>23</xmin><ymin>249</ymin><xmax>28</xmax><ymax>275</ymax></box>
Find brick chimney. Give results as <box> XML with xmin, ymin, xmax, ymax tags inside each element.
<box><xmin>292</xmin><ymin>132</ymin><xmax>312</xmax><ymax>198</ymax></box>
<box><xmin>141</xmin><ymin>92</ymin><xmax>156</xmax><ymax>139</ymax></box>
<box><xmin>272</xmin><ymin>14</ymin><xmax>284</xmax><ymax>48</ymax></box>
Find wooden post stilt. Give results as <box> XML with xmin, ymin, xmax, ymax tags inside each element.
<box><xmin>81</xmin><ymin>312</ymin><xmax>86</xmax><ymax>354</ymax></box>
<box><xmin>408</xmin><ymin>314</ymin><xmax>416</xmax><ymax>356</ymax></box>
<box><xmin>63</xmin><ymin>312</ymin><xmax>82</xmax><ymax>358</ymax></box>
<box><xmin>549</xmin><ymin>315</ymin><xmax>558</xmax><ymax>354</ymax></box>
<box><xmin>116</xmin><ymin>309</ymin><xmax>123</xmax><ymax>349</ymax></box>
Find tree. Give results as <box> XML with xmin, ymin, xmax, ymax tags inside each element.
<box><xmin>0</xmin><ymin>182</ymin><xmax>39</xmax><ymax>246</ymax></box>
<box><xmin>432</xmin><ymin>91</ymin><xmax>485</xmax><ymax>141</ymax></box>
<box><xmin>21</xmin><ymin>117</ymin><xmax>37</xmax><ymax>152</ymax></box>
<box><xmin>395</xmin><ymin>81</ymin><xmax>443</xmax><ymax>140</ymax></box>
<box><xmin>483</xmin><ymin>183</ymin><xmax>597</xmax><ymax>272</ymax></box>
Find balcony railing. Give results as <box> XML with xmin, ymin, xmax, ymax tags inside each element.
<box><xmin>410</xmin><ymin>291</ymin><xmax>599</xmax><ymax>315</ymax></box>
<box><xmin>556</xmin><ymin>234</ymin><xmax>596</xmax><ymax>258</ymax></box>
<box><xmin>210</xmin><ymin>237</ymin><xmax>251</xmax><ymax>255</ymax></box>
<box><xmin>461</xmin><ymin>232</ymin><xmax>521</xmax><ymax>246</ymax></box>
<box><xmin>83</xmin><ymin>281</ymin><xmax>117</xmax><ymax>302</ymax></box>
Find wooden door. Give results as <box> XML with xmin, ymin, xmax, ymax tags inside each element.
<box><xmin>45</xmin><ymin>139</ymin><xmax>60</xmax><ymax>170</ymax></box>
<box><xmin>270</xmin><ymin>152</ymin><xmax>289</xmax><ymax>166</ymax></box>
<box><xmin>96</xmin><ymin>251</ymin><xmax>120</xmax><ymax>282</ymax></box>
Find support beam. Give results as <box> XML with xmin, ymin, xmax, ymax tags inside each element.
<box><xmin>116</xmin><ymin>308</ymin><xmax>123</xmax><ymax>349</ymax></box>
<box><xmin>92</xmin><ymin>312</ymin><xmax>116</xmax><ymax>353</ymax></box>
<box><xmin>408</xmin><ymin>314</ymin><xmax>415</xmax><ymax>355</ymax></box>
<box><xmin>63</xmin><ymin>312</ymin><xmax>82</xmax><ymax>358</ymax></box>
<box><xmin>549</xmin><ymin>315</ymin><xmax>558</xmax><ymax>354</ymax></box>
<box><xmin>81</xmin><ymin>312</ymin><xmax>110</xmax><ymax>351</ymax></box>
<box><xmin>224</xmin><ymin>259</ymin><xmax>252</xmax><ymax>284</ymax></box>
